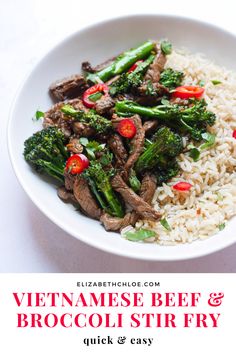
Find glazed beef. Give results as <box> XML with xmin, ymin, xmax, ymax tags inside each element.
<box><xmin>124</xmin><ymin>115</ymin><xmax>145</xmax><ymax>172</ymax></box>
<box><xmin>66</xmin><ymin>138</ymin><xmax>83</xmax><ymax>154</ymax></box>
<box><xmin>72</xmin><ymin>121</ymin><xmax>95</xmax><ymax>137</ymax></box>
<box><xmin>111</xmin><ymin>174</ymin><xmax>160</xmax><ymax>220</ymax></box>
<box><xmin>64</xmin><ymin>171</ymin><xmax>75</xmax><ymax>191</ymax></box>
<box><xmin>57</xmin><ymin>186</ymin><xmax>77</xmax><ymax>203</ymax></box>
<box><xmin>144</xmin><ymin>44</ymin><xmax>167</xmax><ymax>84</ymax></box>
<box><xmin>95</xmin><ymin>95</ymin><xmax>114</xmax><ymax>115</ymax></box>
<box><xmin>140</xmin><ymin>174</ymin><xmax>157</xmax><ymax>205</ymax></box>
<box><xmin>43</xmin><ymin>98</ymin><xmax>88</xmax><ymax>138</ymax></box>
<box><xmin>143</xmin><ymin>120</ymin><xmax>158</xmax><ymax>135</ymax></box>
<box><xmin>100</xmin><ymin>212</ymin><xmax>137</xmax><ymax>231</ymax></box>
<box><xmin>73</xmin><ymin>176</ymin><xmax>102</xmax><ymax>220</ymax></box>
<box><xmin>108</xmin><ymin>134</ymin><xmax>128</xmax><ymax>168</ymax></box>
<box><xmin>49</xmin><ymin>75</ymin><xmax>88</xmax><ymax>101</ymax></box>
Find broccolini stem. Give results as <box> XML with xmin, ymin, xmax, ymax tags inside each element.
<box><xmin>87</xmin><ymin>41</ymin><xmax>155</xmax><ymax>83</ymax></box>
<box><xmin>87</xmin><ymin>177</ymin><xmax>110</xmax><ymax>212</ymax></box>
<box><xmin>103</xmin><ymin>187</ymin><xmax>124</xmax><ymax>218</ymax></box>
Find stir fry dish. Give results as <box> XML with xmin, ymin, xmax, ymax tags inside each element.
<box><xmin>24</xmin><ymin>40</ymin><xmax>220</xmax><ymax>239</ymax></box>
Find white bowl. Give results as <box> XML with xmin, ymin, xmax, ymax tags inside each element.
<box><xmin>8</xmin><ymin>14</ymin><xmax>236</xmax><ymax>261</ymax></box>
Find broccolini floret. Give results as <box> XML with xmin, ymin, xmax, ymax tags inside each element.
<box><xmin>115</xmin><ymin>99</ymin><xmax>216</xmax><ymax>141</ymax></box>
<box><xmin>109</xmin><ymin>54</ymin><xmax>155</xmax><ymax>96</ymax></box>
<box><xmin>84</xmin><ymin>158</ymin><xmax>124</xmax><ymax>218</ymax></box>
<box><xmin>135</xmin><ymin>127</ymin><xmax>183</xmax><ymax>174</ymax></box>
<box><xmin>23</xmin><ymin>127</ymin><xmax>68</xmax><ymax>182</ymax></box>
<box><xmin>61</xmin><ymin>105</ymin><xmax>112</xmax><ymax>134</ymax></box>
<box><xmin>159</xmin><ymin>68</ymin><xmax>184</xmax><ymax>89</ymax></box>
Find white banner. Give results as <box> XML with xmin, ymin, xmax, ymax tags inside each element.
<box><xmin>0</xmin><ymin>274</ymin><xmax>233</xmax><ymax>353</ymax></box>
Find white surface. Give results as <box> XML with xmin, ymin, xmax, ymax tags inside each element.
<box><xmin>1</xmin><ymin>0</ymin><xmax>236</xmax><ymax>272</ymax></box>
<box><xmin>8</xmin><ymin>14</ymin><xmax>236</xmax><ymax>261</ymax></box>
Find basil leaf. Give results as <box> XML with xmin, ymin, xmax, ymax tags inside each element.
<box><xmin>161</xmin><ymin>98</ymin><xmax>170</xmax><ymax>106</ymax></box>
<box><xmin>200</xmin><ymin>132</ymin><xmax>216</xmax><ymax>150</ymax></box>
<box><xmin>79</xmin><ymin>137</ymin><xmax>89</xmax><ymax>146</ymax></box>
<box><xmin>189</xmin><ymin>147</ymin><xmax>200</xmax><ymax>161</ymax></box>
<box><xmin>160</xmin><ymin>40</ymin><xmax>172</xmax><ymax>55</ymax></box>
<box><xmin>86</xmin><ymin>148</ymin><xmax>95</xmax><ymax>160</ymax></box>
<box><xmin>212</xmin><ymin>80</ymin><xmax>222</xmax><ymax>85</ymax></box>
<box><xmin>35</xmin><ymin>110</ymin><xmax>44</xmax><ymax>120</ymax></box>
<box><xmin>160</xmin><ymin>218</ymin><xmax>171</xmax><ymax>231</ymax></box>
<box><xmin>218</xmin><ymin>223</ymin><xmax>225</xmax><ymax>231</ymax></box>
<box><xmin>125</xmin><ymin>228</ymin><xmax>156</xmax><ymax>242</ymax></box>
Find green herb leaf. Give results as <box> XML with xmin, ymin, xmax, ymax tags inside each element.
<box><xmin>216</xmin><ymin>192</ymin><xmax>223</xmax><ymax>201</ymax></box>
<box><xmin>198</xmin><ymin>80</ymin><xmax>205</xmax><ymax>87</ymax></box>
<box><xmin>79</xmin><ymin>137</ymin><xmax>89</xmax><ymax>146</ymax></box>
<box><xmin>160</xmin><ymin>218</ymin><xmax>171</xmax><ymax>231</ymax></box>
<box><xmin>160</xmin><ymin>40</ymin><xmax>172</xmax><ymax>55</ymax></box>
<box><xmin>218</xmin><ymin>223</ymin><xmax>226</xmax><ymax>231</ymax></box>
<box><xmin>189</xmin><ymin>147</ymin><xmax>200</xmax><ymax>161</ymax></box>
<box><xmin>212</xmin><ymin>80</ymin><xmax>222</xmax><ymax>85</ymax></box>
<box><xmin>35</xmin><ymin>110</ymin><xmax>44</xmax><ymax>120</ymax></box>
<box><xmin>125</xmin><ymin>228</ymin><xmax>156</xmax><ymax>242</ymax></box>
<box><xmin>161</xmin><ymin>98</ymin><xmax>171</xmax><ymax>106</ymax></box>
<box><xmin>200</xmin><ymin>132</ymin><xmax>216</xmax><ymax>150</ymax></box>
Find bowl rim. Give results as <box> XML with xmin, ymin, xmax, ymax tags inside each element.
<box><xmin>7</xmin><ymin>13</ymin><xmax>236</xmax><ymax>261</ymax></box>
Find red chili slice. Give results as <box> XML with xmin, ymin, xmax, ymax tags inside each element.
<box><xmin>172</xmin><ymin>182</ymin><xmax>192</xmax><ymax>191</ymax></box>
<box><xmin>82</xmin><ymin>83</ymin><xmax>109</xmax><ymax>108</ymax></box>
<box><xmin>172</xmin><ymin>86</ymin><xmax>204</xmax><ymax>99</ymax></box>
<box><xmin>128</xmin><ymin>60</ymin><xmax>144</xmax><ymax>73</ymax></box>
<box><xmin>65</xmin><ymin>154</ymin><xmax>89</xmax><ymax>175</ymax></box>
<box><xmin>117</xmin><ymin>119</ymin><xmax>137</xmax><ymax>138</ymax></box>
<box><xmin>232</xmin><ymin>130</ymin><xmax>236</xmax><ymax>139</ymax></box>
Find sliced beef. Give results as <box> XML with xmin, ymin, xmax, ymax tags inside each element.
<box><xmin>57</xmin><ymin>186</ymin><xmax>77</xmax><ymax>203</ymax></box>
<box><xmin>144</xmin><ymin>44</ymin><xmax>167</xmax><ymax>84</ymax></box>
<box><xmin>43</xmin><ymin>98</ymin><xmax>88</xmax><ymax>138</ymax></box>
<box><xmin>81</xmin><ymin>61</ymin><xmax>96</xmax><ymax>73</ymax></box>
<box><xmin>124</xmin><ymin>115</ymin><xmax>145</xmax><ymax>172</ymax></box>
<box><xmin>100</xmin><ymin>212</ymin><xmax>137</xmax><ymax>231</ymax></box>
<box><xmin>143</xmin><ymin>120</ymin><xmax>158</xmax><ymax>135</ymax></box>
<box><xmin>49</xmin><ymin>75</ymin><xmax>88</xmax><ymax>101</ymax></box>
<box><xmin>66</xmin><ymin>138</ymin><xmax>83</xmax><ymax>154</ymax></box>
<box><xmin>95</xmin><ymin>95</ymin><xmax>114</xmax><ymax>115</ymax></box>
<box><xmin>140</xmin><ymin>174</ymin><xmax>157</xmax><ymax>205</ymax></box>
<box><xmin>137</xmin><ymin>82</ymin><xmax>169</xmax><ymax>106</ymax></box>
<box><xmin>73</xmin><ymin>176</ymin><xmax>102</xmax><ymax>220</ymax></box>
<box><xmin>64</xmin><ymin>171</ymin><xmax>75</xmax><ymax>191</ymax></box>
<box><xmin>108</xmin><ymin>134</ymin><xmax>128</xmax><ymax>168</ymax></box>
<box><xmin>111</xmin><ymin>174</ymin><xmax>160</xmax><ymax>220</ymax></box>
<box><xmin>81</xmin><ymin>55</ymin><xmax>117</xmax><ymax>75</ymax></box>
<box><xmin>72</xmin><ymin>121</ymin><xmax>95</xmax><ymax>137</ymax></box>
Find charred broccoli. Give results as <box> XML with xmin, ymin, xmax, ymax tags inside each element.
<box><xmin>23</xmin><ymin>127</ymin><xmax>68</xmax><ymax>182</ymax></box>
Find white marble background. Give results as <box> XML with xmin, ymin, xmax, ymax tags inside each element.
<box><xmin>1</xmin><ymin>0</ymin><xmax>236</xmax><ymax>272</ymax></box>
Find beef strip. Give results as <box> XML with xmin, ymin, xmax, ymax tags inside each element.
<box><xmin>124</xmin><ymin>115</ymin><xmax>145</xmax><ymax>172</ymax></box>
<box><xmin>57</xmin><ymin>186</ymin><xmax>77</xmax><ymax>203</ymax></box>
<box><xmin>73</xmin><ymin>176</ymin><xmax>102</xmax><ymax>220</ymax></box>
<box><xmin>144</xmin><ymin>44</ymin><xmax>167</xmax><ymax>84</ymax></box>
<box><xmin>143</xmin><ymin>120</ymin><xmax>158</xmax><ymax>135</ymax></box>
<box><xmin>64</xmin><ymin>171</ymin><xmax>75</xmax><ymax>191</ymax></box>
<box><xmin>66</xmin><ymin>138</ymin><xmax>83</xmax><ymax>154</ymax></box>
<box><xmin>43</xmin><ymin>98</ymin><xmax>88</xmax><ymax>138</ymax></box>
<box><xmin>108</xmin><ymin>134</ymin><xmax>128</xmax><ymax>168</ymax></box>
<box><xmin>81</xmin><ymin>55</ymin><xmax>117</xmax><ymax>75</ymax></box>
<box><xmin>72</xmin><ymin>121</ymin><xmax>95</xmax><ymax>137</ymax></box>
<box><xmin>111</xmin><ymin>174</ymin><xmax>160</xmax><ymax>220</ymax></box>
<box><xmin>140</xmin><ymin>174</ymin><xmax>157</xmax><ymax>205</ymax></box>
<box><xmin>100</xmin><ymin>212</ymin><xmax>137</xmax><ymax>231</ymax></box>
<box><xmin>95</xmin><ymin>95</ymin><xmax>114</xmax><ymax>115</ymax></box>
<box><xmin>49</xmin><ymin>75</ymin><xmax>88</xmax><ymax>101</ymax></box>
